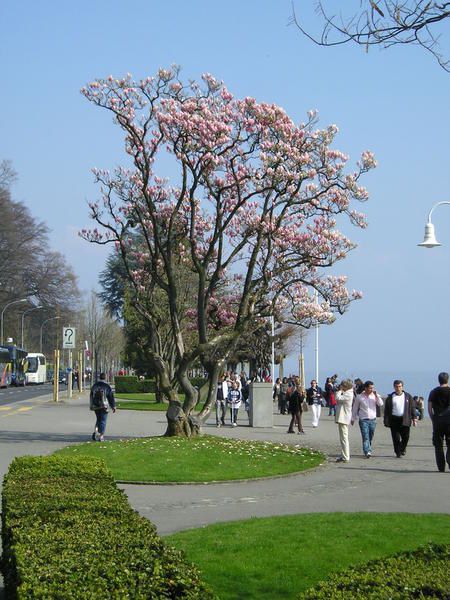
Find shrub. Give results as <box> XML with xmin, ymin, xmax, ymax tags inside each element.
<box><xmin>1</xmin><ymin>455</ymin><xmax>214</xmax><ymax>599</ymax></box>
<box><xmin>299</xmin><ymin>543</ymin><xmax>450</xmax><ymax>599</ymax></box>
<box><xmin>115</xmin><ymin>375</ymin><xmax>206</xmax><ymax>396</ymax></box>
<box><xmin>141</xmin><ymin>378</ymin><xmax>157</xmax><ymax>393</ymax></box>
<box><xmin>114</xmin><ymin>375</ymin><xmax>142</xmax><ymax>393</ymax></box>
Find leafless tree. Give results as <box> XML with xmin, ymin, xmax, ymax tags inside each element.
<box><xmin>291</xmin><ymin>1</ymin><xmax>450</xmax><ymax>72</ymax></box>
<box><xmin>0</xmin><ymin>161</ymin><xmax>80</xmax><ymax>352</ymax></box>
<box><xmin>83</xmin><ymin>292</ymin><xmax>124</xmax><ymax>379</ymax></box>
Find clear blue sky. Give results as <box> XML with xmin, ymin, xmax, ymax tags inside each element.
<box><xmin>2</xmin><ymin>1</ymin><xmax>450</xmax><ymax>392</ymax></box>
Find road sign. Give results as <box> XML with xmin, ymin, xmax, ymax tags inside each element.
<box><xmin>63</xmin><ymin>327</ymin><xmax>76</xmax><ymax>349</ymax></box>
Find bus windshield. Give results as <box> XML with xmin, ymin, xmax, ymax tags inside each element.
<box><xmin>26</xmin><ymin>357</ymin><xmax>39</xmax><ymax>373</ymax></box>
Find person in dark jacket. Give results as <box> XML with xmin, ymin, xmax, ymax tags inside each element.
<box><xmin>306</xmin><ymin>379</ymin><xmax>325</xmax><ymax>427</ymax></box>
<box><xmin>287</xmin><ymin>380</ymin><xmax>305</xmax><ymax>434</ymax></box>
<box><xmin>428</xmin><ymin>372</ymin><xmax>450</xmax><ymax>472</ymax></box>
<box><xmin>383</xmin><ymin>380</ymin><xmax>417</xmax><ymax>458</ymax></box>
<box><xmin>89</xmin><ymin>372</ymin><xmax>115</xmax><ymax>442</ymax></box>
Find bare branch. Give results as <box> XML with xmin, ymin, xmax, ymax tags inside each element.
<box><xmin>291</xmin><ymin>1</ymin><xmax>450</xmax><ymax>72</ymax></box>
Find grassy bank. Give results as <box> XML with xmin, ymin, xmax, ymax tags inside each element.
<box><xmin>167</xmin><ymin>512</ymin><xmax>450</xmax><ymax>600</ymax></box>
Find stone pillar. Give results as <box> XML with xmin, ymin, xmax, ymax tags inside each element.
<box><xmin>249</xmin><ymin>382</ymin><xmax>273</xmax><ymax>427</ymax></box>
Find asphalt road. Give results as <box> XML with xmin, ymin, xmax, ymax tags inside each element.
<box><xmin>0</xmin><ymin>382</ymin><xmax>60</xmax><ymax>406</ymax></box>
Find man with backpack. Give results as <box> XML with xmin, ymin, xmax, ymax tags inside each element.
<box><xmin>90</xmin><ymin>372</ymin><xmax>115</xmax><ymax>442</ymax></box>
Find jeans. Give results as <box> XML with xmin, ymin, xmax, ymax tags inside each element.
<box><xmin>288</xmin><ymin>410</ymin><xmax>303</xmax><ymax>432</ymax></box>
<box><xmin>94</xmin><ymin>409</ymin><xmax>108</xmax><ymax>435</ymax></box>
<box><xmin>230</xmin><ymin>406</ymin><xmax>239</xmax><ymax>424</ymax></box>
<box><xmin>359</xmin><ymin>418</ymin><xmax>376</xmax><ymax>456</ymax></box>
<box><xmin>215</xmin><ymin>400</ymin><xmax>226</xmax><ymax>425</ymax></box>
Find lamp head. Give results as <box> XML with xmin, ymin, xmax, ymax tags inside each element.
<box><xmin>418</xmin><ymin>222</ymin><xmax>441</xmax><ymax>248</ymax></box>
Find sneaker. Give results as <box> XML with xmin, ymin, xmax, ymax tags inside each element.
<box><xmin>365</xmin><ymin>452</ymin><xmax>372</xmax><ymax>458</ymax></box>
<box><xmin>287</xmin><ymin>430</ymin><xmax>295</xmax><ymax>434</ymax></box>
<box><xmin>216</xmin><ymin>423</ymin><xmax>221</xmax><ymax>428</ymax></box>
<box><xmin>99</xmin><ymin>435</ymin><xmax>104</xmax><ymax>442</ymax></box>
<box><xmin>91</xmin><ymin>432</ymin><xmax>96</xmax><ymax>441</ymax></box>
<box><xmin>336</xmin><ymin>456</ymin><xmax>348</xmax><ymax>463</ymax></box>
<box><xmin>232</xmin><ymin>422</ymin><xmax>237</xmax><ymax>427</ymax></box>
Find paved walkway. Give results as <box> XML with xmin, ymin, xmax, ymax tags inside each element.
<box><xmin>0</xmin><ymin>390</ymin><xmax>448</xmax><ymax>547</ymax></box>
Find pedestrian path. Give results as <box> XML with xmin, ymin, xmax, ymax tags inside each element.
<box><xmin>0</xmin><ymin>392</ymin><xmax>448</xmax><ymax>542</ymax></box>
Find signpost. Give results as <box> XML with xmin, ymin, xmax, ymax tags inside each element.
<box><xmin>63</xmin><ymin>327</ymin><xmax>76</xmax><ymax>399</ymax></box>
<box><xmin>63</xmin><ymin>327</ymin><xmax>76</xmax><ymax>349</ymax></box>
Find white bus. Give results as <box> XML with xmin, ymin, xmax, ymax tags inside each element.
<box><xmin>26</xmin><ymin>353</ymin><xmax>47</xmax><ymax>384</ymax></box>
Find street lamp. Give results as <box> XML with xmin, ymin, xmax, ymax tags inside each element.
<box><xmin>1</xmin><ymin>299</ymin><xmax>28</xmax><ymax>345</ymax></box>
<box><xmin>21</xmin><ymin>306</ymin><xmax>43</xmax><ymax>349</ymax></box>
<box><xmin>418</xmin><ymin>201</ymin><xmax>450</xmax><ymax>248</ymax></box>
<box><xmin>40</xmin><ymin>316</ymin><xmax>60</xmax><ymax>353</ymax></box>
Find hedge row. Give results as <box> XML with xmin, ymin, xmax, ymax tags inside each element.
<box><xmin>299</xmin><ymin>542</ymin><xmax>450</xmax><ymax>599</ymax></box>
<box><xmin>1</xmin><ymin>455</ymin><xmax>214</xmax><ymax>599</ymax></box>
<box><xmin>114</xmin><ymin>376</ymin><xmax>157</xmax><ymax>394</ymax></box>
<box><xmin>114</xmin><ymin>376</ymin><xmax>207</xmax><ymax>394</ymax></box>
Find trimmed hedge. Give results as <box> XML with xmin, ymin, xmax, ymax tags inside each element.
<box><xmin>114</xmin><ymin>376</ymin><xmax>207</xmax><ymax>394</ymax></box>
<box><xmin>1</xmin><ymin>455</ymin><xmax>214</xmax><ymax>599</ymax></box>
<box><xmin>299</xmin><ymin>542</ymin><xmax>450</xmax><ymax>599</ymax></box>
<box><xmin>114</xmin><ymin>375</ymin><xmax>156</xmax><ymax>394</ymax></box>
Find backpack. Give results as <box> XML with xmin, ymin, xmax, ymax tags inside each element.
<box><xmin>90</xmin><ymin>385</ymin><xmax>108</xmax><ymax>411</ymax></box>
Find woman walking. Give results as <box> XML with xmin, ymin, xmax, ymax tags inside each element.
<box><xmin>335</xmin><ymin>379</ymin><xmax>354</xmax><ymax>462</ymax></box>
<box><xmin>325</xmin><ymin>376</ymin><xmax>337</xmax><ymax>416</ymax></box>
<box><xmin>287</xmin><ymin>381</ymin><xmax>305</xmax><ymax>434</ymax></box>
<box><xmin>351</xmin><ymin>380</ymin><xmax>384</xmax><ymax>458</ymax></box>
<box><xmin>306</xmin><ymin>379</ymin><xmax>325</xmax><ymax>427</ymax></box>
<box><xmin>227</xmin><ymin>380</ymin><xmax>242</xmax><ymax>427</ymax></box>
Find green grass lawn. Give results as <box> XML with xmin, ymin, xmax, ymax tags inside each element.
<box><xmin>55</xmin><ymin>435</ymin><xmax>324</xmax><ymax>482</ymax></box>
<box><xmin>166</xmin><ymin>512</ymin><xmax>450</xmax><ymax>600</ymax></box>
<box><xmin>115</xmin><ymin>392</ymin><xmax>167</xmax><ymax>411</ymax></box>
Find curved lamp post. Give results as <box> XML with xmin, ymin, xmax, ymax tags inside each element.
<box><xmin>418</xmin><ymin>201</ymin><xmax>450</xmax><ymax>248</ymax></box>
<box><xmin>1</xmin><ymin>299</ymin><xmax>28</xmax><ymax>346</ymax></box>
<box><xmin>21</xmin><ymin>306</ymin><xmax>43</xmax><ymax>349</ymax></box>
<box><xmin>40</xmin><ymin>316</ymin><xmax>60</xmax><ymax>353</ymax></box>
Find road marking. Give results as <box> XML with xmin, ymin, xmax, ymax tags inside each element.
<box><xmin>17</xmin><ymin>407</ymin><xmax>33</xmax><ymax>412</ymax></box>
<box><xmin>0</xmin><ymin>406</ymin><xmax>12</xmax><ymax>411</ymax></box>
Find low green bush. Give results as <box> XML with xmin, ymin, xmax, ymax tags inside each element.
<box><xmin>1</xmin><ymin>455</ymin><xmax>214</xmax><ymax>599</ymax></box>
<box><xmin>299</xmin><ymin>542</ymin><xmax>450</xmax><ymax>599</ymax></box>
<box><xmin>114</xmin><ymin>376</ymin><xmax>156</xmax><ymax>394</ymax></box>
<box><xmin>115</xmin><ymin>375</ymin><xmax>206</xmax><ymax>395</ymax></box>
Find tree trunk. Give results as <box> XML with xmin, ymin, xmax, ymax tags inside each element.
<box><xmin>164</xmin><ymin>401</ymin><xmax>201</xmax><ymax>437</ymax></box>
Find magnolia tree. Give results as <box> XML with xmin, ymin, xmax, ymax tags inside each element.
<box><xmin>80</xmin><ymin>67</ymin><xmax>376</xmax><ymax>436</ymax></box>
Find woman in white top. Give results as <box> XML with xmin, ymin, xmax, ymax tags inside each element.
<box><xmin>335</xmin><ymin>379</ymin><xmax>354</xmax><ymax>462</ymax></box>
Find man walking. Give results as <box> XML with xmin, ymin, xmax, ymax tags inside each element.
<box><xmin>90</xmin><ymin>372</ymin><xmax>115</xmax><ymax>442</ymax></box>
<box><xmin>351</xmin><ymin>380</ymin><xmax>383</xmax><ymax>458</ymax></box>
<box><xmin>215</xmin><ymin>374</ymin><xmax>228</xmax><ymax>427</ymax></box>
<box><xmin>384</xmin><ymin>380</ymin><xmax>417</xmax><ymax>458</ymax></box>
<box><xmin>428</xmin><ymin>372</ymin><xmax>450</xmax><ymax>472</ymax></box>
